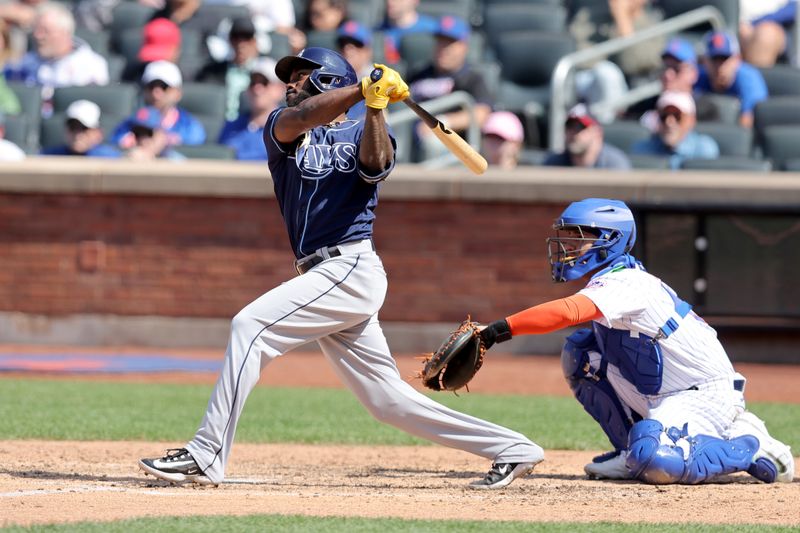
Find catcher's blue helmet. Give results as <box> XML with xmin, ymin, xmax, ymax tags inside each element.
<box><xmin>547</xmin><ymin>198</ymin><xmax>636</xmax><ymax>282</ymax></box>
<box><xmin>275</xmin><ymin>47</ymin><xmax>357</xmax><ymax>93</ymax></box>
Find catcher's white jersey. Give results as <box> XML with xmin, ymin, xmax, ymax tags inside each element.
<box><xmin>579</xmin><ymin>267</ymin><xmax>744</xmax><ymax>437</ymax></box>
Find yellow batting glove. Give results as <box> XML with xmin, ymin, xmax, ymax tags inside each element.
<box><xmin>361</xmin><ymin>64</ymin><xmax>409</xmax><ymax>108</ymax></box>
<box><xmin>361</xmin><ymin>74</ymin><xmax>389</xmax><ymax>109</ymax></box>
<box><xmin>372</xmin><ymin>64</ymin><xmax>409</xmax><ymax>103</ymax></box>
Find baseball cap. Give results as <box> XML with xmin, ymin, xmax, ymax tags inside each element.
<box><xmin>65</xmin><ymin>99</ymin><xmax>101</xmax><ymax>129</ymax></box>
<box><xmin>435</xmin><ymin>15</ymin><xmax>470</xmax><ymax>42</ymax></box>
<box><xmin>566</xmin><ymin>103</ymin><xmax>598</xmax><ymax>128</ymax></box>
<box><xmin>141</xmin><ymin>60</ymin><xmax>182</xmax><ymax>88</ymax></box>
<box><xmin>705</xmin><ymin>30</ymin><xmax>740</xmax><ymax>58</ymax></box>
<box><xmin>656</xmin><ymin>91</ymin><xmax>696</xmax><ymax>115</ymax></box>
<box><xmin>130</xmin><ymin>106</ymin><xmax>162</xmax><ymax>131</ymax></box>
<box><xmin>229</xmin><ymin>16</ymin><xmax>256</xmax><ymax>39</ymax></box>
<box><xmin>662</xmin><ymin>37</ymin><xmax>697</xmax><ymax>65</ymax></box>
<box><xmin>139</xmin><ymin>18</ymin><xmax>181</xmax><ymax>62</ymax></box>
<box><xmin>249</xmin><ymin>56</ymin><xmax>280</xmax><ymax>84</ymax></box>
<box><xmin>337</xmin><ymin>20</ymin><xmax>372</xmax><ymax>47</ymax></box>
<box><xmin>482</xmin><ymin>111</ymin><xmax>524</xmax><ymax>142</ymax></box>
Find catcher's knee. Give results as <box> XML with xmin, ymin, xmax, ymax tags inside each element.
<box><xmin>626</xmin><ymin>419</ymin><xmax>686</xmax><ymax>484</ymax></box>
<box><xmin>562</xmin><ymin>329</ymin><xmax>632</xmax><ymax>451</ymax></box>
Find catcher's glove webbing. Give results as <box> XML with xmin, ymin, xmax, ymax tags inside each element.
<box><xmin>419</xmin><ymin>317</ymin><xmax>486</xmax><ymax>392</ymax></box>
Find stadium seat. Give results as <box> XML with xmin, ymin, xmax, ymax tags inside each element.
<box><xmin>195</xmin><ymin>114</ymin><xmax>224</xmax><ymax>145</ymax></box>
<box><xmin>628</xmin><ymin>154</ymin><xmax>670</xmax><ymax>170</ymax></box>
<box><xmin>399</xmin><ymin>32</ymin><xmax>437</xmax><ymax>78</ymax></box>
<box><xmin>2</xmin><ymin>114</ymin><xmax>37</xmax><ymax>154</ymax></box>
<box><xmin>173</xmin><ymin>143</ymin><xmax>236</xmax><ymax>160</ymax></box>
<box><xmin>348</xmin><ymin>0</ymin><xmax>386</xmax><ymax>28</ymax></box>
<box><xmin>305</xmin><ymin>30</ymin><xmax>339</xmax><ymax>51</ymax></box>
<box><xmin>602</xmin><ymin>120</ymin><xmax>651</xmax><ymax>153</ymax></box>
<box><xmin>417</xmin><ymin>0</ymin><xmax>474</xmax><ymax>22</ymax></box>
<box><xmin>106</xmin><ymin>54</ymin><xmax>126</xmax><ymax>83</ymax></box>
<box><xmin>6</xmin><ymin>81</ymin><xmax>42</xmax><ymax>128</ymax></box>
<box><xmin>753</xmin><ymin>96</ymin><xmax>800</xmax><ymax>148</ymax></box>
<box><xmin>761</xmin><ymin>124</ymin><xmax>800</xmax><ymax>170</ymax></box>
<box><xmin>52</xmin><ymin>84</ymin><xmax>138</xmax><ymax>119</ymax></box>
<box><xmin>680</xmin><ymin>156</ymin><xmax>772</xmax><ymax>172</ymax></box>
<box><xmin>75</xmin><ymin>27</ymin><xmax>111</xmax><ymax>57</ymax></box>
<box><xmin>782</xmin><ymin>157</ymin><xmax>800</xmax><ymax>172</ymax></box>
<box><xmin>494</xmin><ymin>31</ymin><xmax>575</xmax><ymax>117</ymax></box>
<box><xmin>179</xmin><ymin>83</ymin><xmax>226</xmax><ymax>120</ymax></box>
<box><xmin>696</xmin><ymin>93</ymin><xmax>740</xmax><ymax>124</ymax></box>
<box><xmin>758</xmin><ymin>65</ymin><xmax>800</xmax><ymax>97</ymax></box>
<box><xmin>660</xmin><ymin>0</ymin><xmax>738</xmax><ymax>33</ymax></box>
<box><xmin>694</xmin><ymin>122</ymin><xmax>753</xmax><ymax>157</ymax></box>
<box><xmin>195</xmin><ymin>3</ymin><xmax>250</xmax><ymax>28</ymax></box>
<box><xmin>484</xmin><ymin>3</ymin><xmax>567</xmax><ymax>45</ymax></box>
<box><xmin>266</xmin><ymin>31</ymin><xmax>291</xmax><ymax>61</ymax></box>
<box><xmin>110</xmin><ymin>2</ymin><xmax>156</xmax><ymax>52</ymax></box>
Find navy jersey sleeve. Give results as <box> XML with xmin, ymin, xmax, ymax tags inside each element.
<box><xmin>263</xmin><ymin>108</ymin><xmax>298</xmax><ymax>161</ymax></box>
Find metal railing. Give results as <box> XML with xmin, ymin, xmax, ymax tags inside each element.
<box><xmin>387</xmin><ymin>91</ymin><xmax>480</xmax><ymax>168</ymax></box>
<box><xmin>548</xmin><ymin>6</ymin><xmax>727</xmax><ymax>152</ymax></box>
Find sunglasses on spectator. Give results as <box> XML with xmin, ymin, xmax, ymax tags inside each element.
<box><xmin>66</xmin><ymin>119</ymin><xmax>89</xmax><ymax>133</ymax></box>
<box><xmin>565</xmin><ymin>119</ymin><xmax>587</xmax><ymax>132</ymax></box>
<box><xmin>230</xmin><ymin>31</ymin><xmax>255</xmax><ymax>41</ymax></box>
<box><xmin>659</xmin><ymin>109</ymin><xmax>683</xmax><ymax>122</ymax></box>
<box><xmin>146</xmin><ymin>80</ymin><xmax>170</xmax><ymax>91</ymax></box>
<box><xmin>249</xmin><ymin>75</ymin><xmax>270</xmax><ymax>88</ymax></box>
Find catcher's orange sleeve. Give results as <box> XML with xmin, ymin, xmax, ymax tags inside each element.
<box><xmin>506</xmin><ymin>294</ymin><xmax>602</xmax><ymax>335</ymax></box>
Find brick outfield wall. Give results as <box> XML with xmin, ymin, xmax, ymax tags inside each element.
<box><xmin>0</xmin><ymin>193</ymin><xmax>575</xmax><ymax>323</ymax></box>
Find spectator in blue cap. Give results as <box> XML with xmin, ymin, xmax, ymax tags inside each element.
<box><xmin>694</xmin><ymin>30</ymin><xmax>768</xmax><ymax>128</ymax></box>
<box><xmin>124</xmin><ymin>106</ymin><xmax>185</xmax><ymax>161</ymax></box>
<box><xmin>660</xmin><ymin>37</ymin><xmax>698</xmax><ymax>93</ymax></box>
<box><xmin>408</xmin><ymin>15</ymin><xmax>491</xmax><ymax>163</ymax></box>
<box><xmin>337</xmin><ymin>19</ymin><xmax>373</xmax><ymax>78</ymax></box>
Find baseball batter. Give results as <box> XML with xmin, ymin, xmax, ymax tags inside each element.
<box><xmin>476</xmin><ymin>198</ymin><xmax>794</xmax><ymax>484</ymax></box>
<box><xmin>139</xmin><ymin>47</ymin><xmax>543</xmax><ymax>489</ymax></box>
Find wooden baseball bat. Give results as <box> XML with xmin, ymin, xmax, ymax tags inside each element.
<box><xmin>369</xmin><ymin>68</ymin><xmax>488</xmax><ymax>175</ymax></box>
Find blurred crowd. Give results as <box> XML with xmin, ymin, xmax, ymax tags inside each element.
<box><xmin>0</xmin><ymin>0</ymin><xmax>797</xmax><ymax>171</ymax></box>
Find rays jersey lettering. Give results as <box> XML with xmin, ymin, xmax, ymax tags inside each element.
<box><xmin>296</xmin><ymin>137</ymin><xmax>358</xmax><ymax>179</ymax></box>
<box><xmin>263</xmin><ymin>108</ymin><xmax>395</xmax><ymax>258</ymax></box>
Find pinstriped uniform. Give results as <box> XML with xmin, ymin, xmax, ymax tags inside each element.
<box><xmin>579</xmin><ymin>267</ymin><xmax>746</xmax><ymax>439</ymax></box>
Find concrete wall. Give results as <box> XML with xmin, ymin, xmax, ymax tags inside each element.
<box><xmin>2</xmin><ymin>158</ymin><xmax>799</xmax><ymax>361</ymax></box>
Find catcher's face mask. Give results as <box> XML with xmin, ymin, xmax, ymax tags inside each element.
<box><xmin>547</xmin><ymin>225</ymin><xmax>618</xmax><ymax>282</ymax></box>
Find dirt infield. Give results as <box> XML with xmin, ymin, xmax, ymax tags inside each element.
<box><xmin>1</xmin><ymin>351</ymin><xmax>798</xmax><ymax>528</ymax></box>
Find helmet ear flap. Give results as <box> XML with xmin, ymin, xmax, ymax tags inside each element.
<box><xmin>598</xmin><ymin>248</ymin><xmax>608</xmax><ymax>260</ymax></box>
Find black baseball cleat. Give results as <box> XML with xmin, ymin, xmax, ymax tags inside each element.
<box><xmin>468</xmin><ymin>461</ymin><xmax>537</xmax><ymax>490</ymax></box>
<box><xmin>139</xmin><ymin>448</ymin><xmax>215</xmax><ymax>485</ymax></box>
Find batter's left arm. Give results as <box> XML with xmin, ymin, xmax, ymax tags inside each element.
<box><xmin>359</xmin><ymin>107</ymin><xmax>394</xmax><ymax>175</ymax></box>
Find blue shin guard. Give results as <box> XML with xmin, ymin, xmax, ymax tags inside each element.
<box><xmin>626</xmin><ymin>419</ymin><xmax>760</xmax><ymax>484</ymax></box>
<box><xmin>562</xmin><ymin>329</ymin><xmax>634</xmax><ymax>451</ymax></box>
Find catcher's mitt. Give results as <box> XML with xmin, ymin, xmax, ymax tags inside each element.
<box><xmin>419</xmin><ymin>317</ymin><xmax>486</xmax><ymax>392</ymax></box>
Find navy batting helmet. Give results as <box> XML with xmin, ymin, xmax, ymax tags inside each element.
<box><xmin>275</xmin><ymin>47</ymin><xmax>357</xmax><ymax>93</ymax></box>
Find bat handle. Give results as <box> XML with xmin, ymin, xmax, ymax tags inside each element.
<box><xmin>369</xmin><ymin>67</ymin><xmax>383</xmax><ymax>83</ymax></box>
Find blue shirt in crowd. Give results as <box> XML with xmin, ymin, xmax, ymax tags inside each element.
<box><xmin>219</xmin><ymin>113</ymin><xmax>267</xmax><ymax>161</ymax></box>
<box><xmin>631</xmin><ymin>131</ymin><xmax>719</xmax><ymax>170</ymax></box>
<box><xmin>695</xmin><ymin>62</ymin><xmax>768</xmax><ymax>115</ymax></box>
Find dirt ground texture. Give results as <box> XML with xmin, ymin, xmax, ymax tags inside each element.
<box><xmin>1</xmin><ymin>351</ymin><xmax>799</xmax><ymax>528</ymax></box>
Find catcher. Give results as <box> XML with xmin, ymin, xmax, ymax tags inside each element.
<box><xmin>423</xmin><ymin>198</ymin><xmax>794</xmax><ymax>484</ymax></box>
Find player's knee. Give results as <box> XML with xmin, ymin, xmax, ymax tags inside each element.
<box><xmin>626</xmin><ymin>419</ymin><xmax>686</xmax><ymax>484</ymax></box>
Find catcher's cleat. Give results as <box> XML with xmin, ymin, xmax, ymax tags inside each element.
<box><xmin>139</xmin><ymin>448</ymin><xmax>215</xmax><ymax>485</ymax></box>
<box><xmin>733</xmin><ymin>412</ymin><xmax>794</xmax><ymax>483</ymax></box>
<box><xmin>584</xmin><ymin>449</ymin><xmax>633</xmax><ymax>480</ymax></box>
<box><xmin>468</xmin><ymin>461</ymin><xmax>537</xmax><ymax>490</ymax></box>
